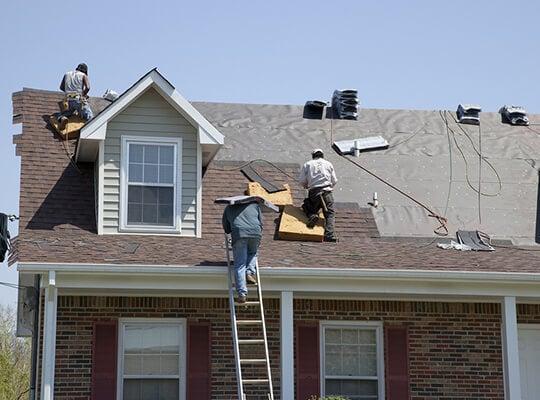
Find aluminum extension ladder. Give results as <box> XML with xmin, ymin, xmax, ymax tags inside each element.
<box><xmin>225</xmin><ymin>235</ymin><xmax>274</xmax><ymax>400</ymax></box>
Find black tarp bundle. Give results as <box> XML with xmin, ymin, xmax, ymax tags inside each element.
<box><xmin>0</xmin><ymin>213</ymin><xmax>10</xmax><ymax>262</ymax></box>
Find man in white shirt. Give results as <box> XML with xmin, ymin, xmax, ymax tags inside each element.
<box><xmin>57</xmin><ymin>63</ymin><xmax>94</xmax><ymax>130</ymax></box>
<box><xmin>298</xmin><ymin>149</ymin><xmax>338</xmax><ymax>242</ymax></box>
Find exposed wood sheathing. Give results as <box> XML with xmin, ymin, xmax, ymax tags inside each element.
<box><xmin>278</xmin><ymin>205</ymin><xmax>324</xmax><ymax>242</ymax></box>
<box><xmin>247</xmin><ymin>182</ymin><xmax>293</xmax><ymax>206</ymax></box>
<box><xmin>48</xmin><ymin>115</ymin><xmax>85</xmax><ymax>139</ymax></box>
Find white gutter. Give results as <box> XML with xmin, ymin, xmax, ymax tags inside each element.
<box><xmin>17</xmin><ymin>262</ymin><xmax>540</xmax><ymax>284</ymax></box>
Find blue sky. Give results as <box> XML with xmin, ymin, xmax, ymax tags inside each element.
<box><xmin>1</xmin><ymin>0</ymin><xmax>539</xmax><ymax>306</ymax></box>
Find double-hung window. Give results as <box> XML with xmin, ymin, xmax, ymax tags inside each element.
<box><xmin>121</xmin><ymin>136</ymin><xmax>182</xmax><ymax>232</ymax></box>
<box><xmin>119</xmin><ymin>320</ymin><xmax>185</xmax><ymax>400</ymax></box>
<box><xmin>321</xmin><ymin>322</ymin><xmax>384</xmax><ymax>400</ymax></box>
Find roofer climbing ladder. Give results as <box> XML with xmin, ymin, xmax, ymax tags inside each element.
<box><xmin>225</xmin><ymin>234</ymin><xmax>274</xmax><ymax>400</ymax></box>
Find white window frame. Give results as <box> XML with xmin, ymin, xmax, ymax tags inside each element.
<box><xmin>117</xmin><ymin>318</ymin><xmax>187</xmax><ymax>400</ymax></box>
<box><xmin>320</xmin><ymin>320</ymin><xmax>385</xmax><ymax>399</ymax></box>
<box><xmin>120</xmin><ymin>135</ymin><xmax>183</xmax><ymax>233</ymax></box>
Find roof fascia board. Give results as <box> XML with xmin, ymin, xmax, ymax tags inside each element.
<box><xmin>19</xmin><ymin>266</ymin><xmax>540</xmax><ymax>299</ymax></box>
<box><xmin>17</xmin><ymin>262</ymin><xmax>540</xmax><ymax>284</ymax></box>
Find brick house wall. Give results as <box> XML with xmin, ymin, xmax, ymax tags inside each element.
<box><xmin>41</xmin><ymin>297</ymin><xmax>521</xmax><ymax>399</ymax></box>
<box><xmin>294</xmin><ymin>300</ymin><xmax>505</xmax><ymax>400</ymax></box>
<box><xmin>50</xmin><ymin>296</ymin><xmax>280</xmax><ymax>400</ymax></box>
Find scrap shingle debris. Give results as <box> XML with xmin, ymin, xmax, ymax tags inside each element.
<box><xmin>438</xmin><ymin>230</ymin><xmax>494</xmax><ymax>252</ymax></box>
<box><xmin>241</xmin><ymin>164</ymin><xmax>285</xmax><ymax>193</ymax></box>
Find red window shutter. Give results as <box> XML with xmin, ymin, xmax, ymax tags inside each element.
<box><xmin>92</xmin><ymin>320</ymin><xmax>118</xmax><ymax>400</ymax></box>
<box><xmin>296</xmin><ymin>322</ymin><xmax>320</xmax><ymax>400</ymax></box>
<box><xmin>385</xmin><ymin>325</ymin><xmax>410</xmax><ymax>400</ymax></box>
<box><xmin>186</xmin><ymin>321</ymin><xmax>211</xmax><ymax>400</ymax></box>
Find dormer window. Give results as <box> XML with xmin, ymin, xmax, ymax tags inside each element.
<box><xmin>120</xmin><ymin>136</ymin><xmax>182</xmax><ymax>233</ymax></box>
<box><xmin>75</xmin><ymin>69</ymin><xmax>224</xmax><ymax>237</ymax></box>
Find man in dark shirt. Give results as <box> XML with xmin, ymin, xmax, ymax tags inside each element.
<box><xmin>222</xmin><ymin>202</ymin><xmax>263</xmax><ymax>303</ymax></box>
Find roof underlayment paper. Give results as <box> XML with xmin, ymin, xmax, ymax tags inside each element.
<box><xmin>190</xmin><ymin>102</ymin><xmax>540</xmax><ymax>246</ymax></box>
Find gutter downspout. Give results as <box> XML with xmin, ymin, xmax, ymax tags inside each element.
<box><xmin>29</xmin><ymin>275</ymin><xmax>40</xmax><ymax>400</ymax></box>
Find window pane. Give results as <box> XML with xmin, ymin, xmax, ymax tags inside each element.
<box><xmin>160</xmin><ymin>326</ymin><xmax>179</xmax><ymax>353</ymax></box>
<box><xmin>143</xmin><ymin>164</ymin><xmax>158</xmax><ymax>183</ymax></box>
<box><xmin>128</xmin><ymin>186</ymin><xmax>143</xmax><ymax>203</ymax></box>
<box><xmin>123</xmin><ymin>379</ymin><xmax>141</xmax><ymax>400</ymax></box>
<box><xmin>141</xmin><ymin>355</ymin><xmax>161</xmax><ymax>375</ymax></box>
<box><xmin>127</xmin><ymin>204</ymin><xmax>142</xmax><ymax>224</ymax></box>
<box><xmin>359</xmin><ymin>330</ymin><xmax>376</xmax><ymax>344</ymax></box>
<box><xmin>142</xmin><ymin>187</ymin><xmax>158</xmax><ymax>205</ymax></box>
<box><xmin>325</xmin><ymin>344</ymin><xmax>341</xmax><ymax>375</ymax></box>
<box><xmin>358</xmin><ymin>353</ymin><xmax>378</xmax><ymax>376</ymax></box>
<box><xmin>124</xmin><ymin>379</ymin><xmax>179</xmax><ymax>400</ymax></box>
<box><xmin>342</xmin><ymin>329</ymin><xmax>358</xmax><ymax>344</ymax></box>
<box><xmin>159</xmin><ymin>165</ymin><xmax>174</xmax><ymax>184</ymax></box>
<box><xmin>158</xmin><ymin>188</ymin><xmax>174</xmax><ymax>205</ymax></box>
<box><xmin>129</xmin><ymin>144</ymin><xmax>144</xmax><ymax>163</ymax></box>
<box><xmin>158</xmin><ymin>206</ymin><xmax>173</xmax><ymax>225</ymax></box>
<box><xmin>159</xmin><ymin>146</ymin><xmax>174</xmax><ymax>164</ymax></box>
<box><xmin>161</xmin><ymin>355</ymin><xmax>179</xmax><ymax>374</ymax></box>
<box><xmin>144</xmin><ymin>145</ymin><xmax>159</xmax><ymax>164</ymax></box>
<box><xmin>342</xmin><ymin>345</ymin><xmax>360</xmax><ymax>376</ymax></box>
<box><xmin>325</xmin><ymin>379</ymin><xmax>378</xmax><ymax>398</ymax></box>
<box><xmin>142</xmin><ymin>326</ymin><xmax>164</xmax><ymax>353</ymax></box>
<box><xmin>129</xmin><ymin>163</ymin><xmax>143</xmax><ymax>182</ymax></box>
<box><xmin>326</xmin><ymin>329</ymin><xmax>341</xmax><ymax>344</ymax></box>
<box><xmin>124</xmin><ymin>354</ymin><xmax>142</xmax><ymax>375</ymax></box>
<box><xmin>142</xmin><ymin>205</ymin><xmax>158</xmax><ymax>224</ymax></box>
<box><xmin>125</xmin><ymin>326</ymin><xmax>143</xmax><ymax>354</ymax></box>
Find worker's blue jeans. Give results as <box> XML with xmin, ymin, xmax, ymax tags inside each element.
<box><xmin>232</xmin><ymin>237</ymin><xmax>260</xmax><ymax>297</ymax></box>
<box><xmin>57</xmin><ymin>99</ymin><xmax>94</xmax><ymax>121</ymax></box>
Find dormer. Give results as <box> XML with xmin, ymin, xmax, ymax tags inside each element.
<box><xmin>75</xmin><ymin>69</ymin><xmax>224</xmax><ymax>236</ymax></box>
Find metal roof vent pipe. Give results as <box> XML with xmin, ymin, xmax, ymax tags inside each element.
<box><xmin>499</xmin><ymin>105</ymin><xmax>529</xmax><ymax>126</ymax></box>
<box><xmin>332</xmin><ymin>89</ymin><xmax>359</xmax><ymax>120</ymax></box>
<box><xmin>457</xmin><ymin>104</ymin><xmax>482</xmax><ymax>125</ymax></box>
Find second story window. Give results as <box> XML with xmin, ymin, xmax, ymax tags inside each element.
<box><xmin>121</xmin><ymin>136</ymin><xmax>182</xmax><ymax>232</ymax></box>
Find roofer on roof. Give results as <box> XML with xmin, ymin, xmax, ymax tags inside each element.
<box><xmin>56</xmin><ymin>63</ymin><xmax>94</xmax><ymax>130</ymax></box>
<box><xmin>222</xmin><ymin>202</ymin><xmax>263</xmax><ymax>304</ymax></box>
<box><xmin>298</xmin><ymin>149</ymin><xmax>338</xmax><ymax>242</ymax></box>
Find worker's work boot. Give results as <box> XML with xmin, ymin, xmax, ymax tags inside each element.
<box><xmin>236</xmin><ymin>295</ymin><xmax>247</xmax><ymax>304</ymax></box>
<box><xmin>58</xmin><ymin>116</ymin><xmax>68</xmax><ymax>131</ymax></box>
<box><xmin>324</xmin><ymin>236</ymin><xmax>339</xmax><ymax>243</ymax></box>
<box><xmin>246</xmin><ymin>274</ymin><xmax>257</xmax><ymax>285</ymax></box>
<box><xmin>306</xmin><ymin>215</ymin><xmax>319</xmax><ymax>228</ymax></box>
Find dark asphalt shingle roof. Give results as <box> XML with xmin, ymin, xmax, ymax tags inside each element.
<box><xmin>9</xmin><ymin>88</ymin><xmax>540</xmax><ymax>272</ymax></box>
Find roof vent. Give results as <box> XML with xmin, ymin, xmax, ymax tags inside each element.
<box><xmin>332</xmin><ymin>89</ymin><xmax>359</xmax><ymax>120</ymax></box>
<box><xmin>102</xmin><ymin>89</ymin><xmax>119</xmax><ymax>102</ymax></box>
<box><xmin>499</xmin><ymin>105</ymin><xmax>529</xmax><ymax>126</ymax></box>
<box><xmin>456</xmin><ymin>104</ymin><xmax>481</xmax><ymax>125</ymax></box>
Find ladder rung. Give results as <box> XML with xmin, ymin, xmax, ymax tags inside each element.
<box><xmin>236</xmin><ymin>320</ymin><xmax>262</xmax><ymax>325</ymax></box>
<box><xmin>242</xmin><ymin>301</ymin><xmax>260</xmax><ymax>306</ymax></box>
<box><xmin>242</xmin><ymin>379</ymin><xmax>269</xmax><ymax>385</ymax></box>
<box><xmin>238</xmin><ymin>339</ymin><xmax>265</xmax><ymax>345</ymax></box>
<box><xmin>240</xmin><ymin>358</ymin><xmax>267</xmax><ymax>365</ymax></box>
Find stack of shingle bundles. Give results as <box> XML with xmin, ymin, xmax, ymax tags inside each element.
<box><xmin>332</xmin><ymin>89</ymin><xmax>359</xmax><ymax>120</ymax></box>
<box><xmin>499</xmin><ymin>105</ymin><xmax>529</xmax><ymax>126</ymax></box>
<box><xmin>456</xmin><ymin>104</ymin><xmax>482</xmax><ymax>125</ymax></box>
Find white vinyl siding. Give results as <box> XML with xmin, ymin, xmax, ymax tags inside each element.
<box><xmin>102</xmin><ymin>88</ymin><xmax>198</xmax><ymax>236</ymax></box>
<box><xmin>321</xmin><ymin>322</ymin><xmax>385</xmax><ymax>400</ymax></box>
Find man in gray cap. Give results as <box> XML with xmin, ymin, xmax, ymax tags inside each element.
<box><xmin>298</xmin><ymin>149</ymin><xmax>338</xmax><ymax>242</ymax></box>
<box><xmin>57</xmin><ymin>63</ymin><xmax>94</xmax><ymax>129</ymax></box>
